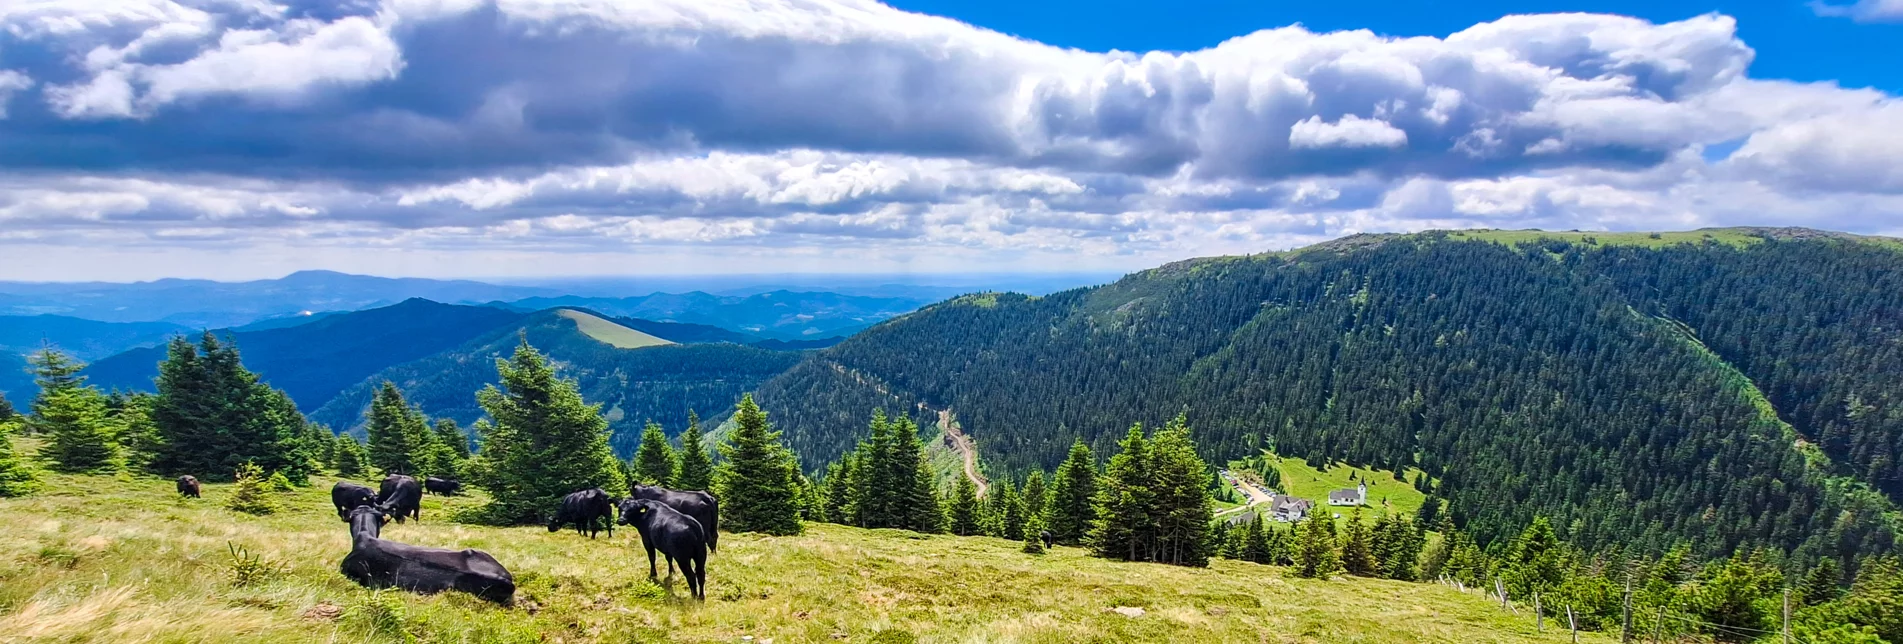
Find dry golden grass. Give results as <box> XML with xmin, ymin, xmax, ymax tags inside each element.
<box><xmin>0</xmin><ymin>462</ymin><xmax>1611</xmax><ymax>643</ymax></box>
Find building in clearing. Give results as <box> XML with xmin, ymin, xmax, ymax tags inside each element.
<box><xmin>1267</xmin><ymin>495</ymin><xmax>1313</xmax><ymax>522</ymax></box>
<box><xmin>1328</xmin><ymin>482</ymin><xmax>1367</xmax><ymax>506</ymax></box>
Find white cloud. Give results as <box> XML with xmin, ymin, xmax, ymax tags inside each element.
<box><xmin>1811</xmin><ymin>0</ymin><xmax>1903</xmax><ymax>22</ymax></box>
<box><xmin>1288</xmin><ymin>115</ymin><xmax>1409</xmax><ymax>149</ymax></box>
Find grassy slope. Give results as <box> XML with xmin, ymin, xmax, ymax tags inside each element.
<box><xmin>0</xmin><ymin>463</ymin><xmax>1596</xmax><ymax>642</ymax></box>
<box><xmin>1442</xmin><ymin>228</ymin><xmax>1766</xmax><ymax>248</ymax></box>
<box><xmin>557</xmin><ymin>309</ymin><xmax>674</xmax><ymax>349</ymax></box>
<box><xmin>1269</xmin><ymin>456</ymin><xmax>1428</xmax><ymax>521</ymax></box>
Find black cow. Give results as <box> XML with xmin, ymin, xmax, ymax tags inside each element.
<box><xmin>332</xmin><ymin>481</ymin><xmax>380</xmax><ymax>521</ymax></box>
<box><xmin>378</xmin><ymin>474</ymin><xmax>422</xmax><ymax>523</ymax></box>
<box><xmin>1039</xmin><ymin>530</ymin><xmax>1055</xmax><ymax>550</ymax></box>
<box><xmin>175</xmin><ymin>475</ymin><xmax>200</xmax><ymax>498</ymax></box>
<box><xmin>340</xmin><ymin>505</ymin><xmax>515</xmax><ymax>604</ymax></box>
<box><xmin>627</xmin><ymin>484</ymin><xmax>719</xmax><ymax>553</ymax></box>
<box><xmin>548</xmin><ymin>488</ymin><xmax>614</xmax><ymax>539</ymax></box>
<box><xmin>618</xmin><ymin>499</ymin><xmax>707</xmax><ymax>600</ymax></box>
<box><xmin>423</xmin><ymin>477</ymin><xmax>462</xmax><ymax>496</ymax></box>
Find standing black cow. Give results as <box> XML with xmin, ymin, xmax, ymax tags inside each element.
<box><xmin>175</xmin><ymin>475</ymin><xmax>200</xmax><ymax>498</ymax></box>
<box><xmin>378</xmin><ymin>474</ymin><xmax>422</xmax><ymax>523</ymax></box>
<box><xmin>1039</xmin><ymin>530</ymin><xmax>1055</xmax><ymax>550</ymax></box>
<box><xmin>423</xmin><ymin>477</ymin><xmax>462</xmax><ymax>496</ymax></box>
<box><xmin>627</xmin><ymin>484</ymin><xmax>719</xmax><ymax>553</ymax></box>
<box><xmin>618</xmin><ymin>499</ymin><xmax>707</xmax><ymax>600</ymax></box>
<box><xmin>332</xmin><ymin>481</ymin><xmax>380</xmax><ymax>521</ymax></box>
<box><xmin>548</xmin><ymin>488</ymin><xmax>614</xmax><ymax>539</ymax></box>
<box><xmin>340</xmin><ymin>505</ymin><xmax>515</xmax><ymax>604</ymax></box>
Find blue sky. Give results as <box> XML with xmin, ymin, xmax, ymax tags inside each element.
<box><xmin>889</xmin><ymin>0</ymin><xmax>1902</xmax><ymax>91</ymax></box>
<box><xmin>0</xmin><ymin>0</ymin><xmax>1899</xmax><ymax>281</ymax></box>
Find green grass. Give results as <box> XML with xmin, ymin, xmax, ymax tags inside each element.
<box><xmin>0</xmin><ymin>446</ymin><xmax>1599</xmax><ymax>642</ymax></box>
<box><xmin>556</xmin><ymin>309</ymin><xmax>674</xmax><ymax>349</ymax></box>
<box><xmin>1267</xmin><ymin>455</ymin><xmax>1429</xmax><ymax>521</ymax></box>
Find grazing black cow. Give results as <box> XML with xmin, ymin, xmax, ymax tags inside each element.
<box><xmin>340</xmin><ymin>505</ymin><xmax>515</xmax><ymax>604</ymax></box>
<box><xmin>378</xmin><ymin>474</ymin><xmax>422</xmax><ymax>523</ymax></box>
<box><xmin>175</xmin><ymin>475</ymin><xmax>200</xmax><ymax>498</ymax></box>
<box><xmin>618</xmin><ymin>499</ymin><xmax>707</xmax><ymax>600</ymax></box>
<box><xmin>627</xmin><ymin>484</ymin><xmax>719</xmax><ymax>553</ymax></box>
<box><xmin>423</xmin><ymin>477</ymin><xmax>462</xmax><ymax>496</ymax></box>
<box><xmin>1039</xmin><ymin>530</ymin><xmax>1055</xmax><ymax>550</ymax></box>
<box><xmin>548</xmin><ymin>488</ymin><xmax>614</xmax><ymax>538</ymax></box>
<box><xmin>332</xmin><ymin>481</ymin><xmax>380</xmax><ymax>521</ymax></box>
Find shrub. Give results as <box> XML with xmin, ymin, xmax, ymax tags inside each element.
<box><xmin>226</xmin><ymin>462</ymin><xmax>280</xmax><ymax>515</ymax></box>
<box><xmin>226</xmin><ymin>542</ymin><xmax>284</xmax><ymax>588</ymax></box>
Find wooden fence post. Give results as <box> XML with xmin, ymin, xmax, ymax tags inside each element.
<box><xmin>1567</xmin><ymin>605</ymin><xmax>1579</xmax><ymax>644</ymax></box>
<box><xmin>1535</xmin><ymin>592</ymin><xmax>1543</xmax><ymax>633</ymax></box>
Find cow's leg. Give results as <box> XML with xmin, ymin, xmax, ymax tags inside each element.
<box><xmin>645</xmin><ymin>542</ymin><xmax>658</xmax><ymax>579</ymax></box>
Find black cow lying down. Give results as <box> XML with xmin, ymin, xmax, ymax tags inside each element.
<box><xmin>340</xmin><ymin>505</ymin><xmax>514</xmax><ymax>604</ymax></box>
<box><xmin>627</xmin><ymin>484</ymin><xmax>719</xmax><ymax>553</ymax></box>
<box><xmin>378</xmin><ymin>474</ymin><xmax>422</xmax><ymax>523</ymax></box>
<box><xmin>176</xmin><ymin>475</ymin><xmax>200</xmax><ymax>499</ymax></box>
<box><xmin>332</xmin><ymin>481</ymin><xmax>379</xmax><ymax>521</ymax></box>
<box><xmin>618</xmin><ymin>499</ymin><xmax>707</xmax><ymax>600</ymax></box>
<box><xmin>424</xmin><ymin>477</ymin><xmax>462</xmax><ymax>496</ymax></box>
<box><xmin>548</xmin><ymin>488</ymin><xmax>614</xmax><ymax>539</ymax></box>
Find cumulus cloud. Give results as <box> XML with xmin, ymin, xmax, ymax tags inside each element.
<box><xmin>0</xmin><ymin>0</ymin><xmax>1898</xmax><ymax>280</ymax></box>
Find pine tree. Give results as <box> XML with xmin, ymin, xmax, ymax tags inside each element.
<box><xmin>471</xmin><ymin>337</ymin><xmax>626</xmax><ymax>523</ymax></box>
<box><xmin>1800</xmin><ymin>558</ymin><xmax>1842</xmax><ymax>606</ymax></box>
<box><xmin>888</xmin><ymin>416</ymin><xmax>941</xmax><ymax>533</ymax></box>
<box><xmin>946</xmin><ymin>474</ymin><xmax>981</xmax><ymax>535</ymax></box>
<box><xmin>29</xmin><ymin>349</ymin><xmax>120</xmax><ymax>473</ymax></box>
<box><xmin>632</xmin><ymin>421</ymin><xmax>678</xmax><ymax>486</ymax></box>
<box><xmin>820</xmin><ymin>457</ymin><xmax>856</xmax><ymax>525</ymax></box>
<box><xmin>1047</xmin><ymin>438</ymin><xmax>1098</xmax><ymax>545</ymax></box>
<box><xmin>998</xmin><ymin>482</ymin><xmax>1025</xmax><ymax>540</ymax></box>
<box><xmin>334</xmin><ymin>435</ymin><xmax>368</xmax><ymax>478</ymax></box>
<box><xmin>366</xmin><ymin>382</ymin><xmax>430</xmax><ymax>476</ymax></box>
<box><xmin>0</xmin><ymin>416</ymin><xmax>40</xmax><ymax>497</ymax></box>
<box><xmin>714</xmin><ymin>394</ymin><xmax>803</xmax><ymax>535</ymax></box>
<box><xmin>226</xmin><ymin>462</ymin><xmax>279</xmax><ymax>515</ymax></box>
<box><xmin>1416</xmin><ymin>495</ymin><xmax>1441</xmax><ymax>527</ymax></box>
<box><xmin>1146</xmin><ymin>414</ymin><xmax>1214</xmax><ymax>566</ymax></box>
<box><xmin>1503</xmin><ymin>517</ymin><xmax>1567</xmax><ymax>600</ymax></box>
<box><xmin>1340</xmin><ymin>509</ymin><xmax>1378</xmax><ymax>576</ymax></box>
<box><xmin>1090</xmin><ymin>424</ymin><xmax>1152</xmax><ymax>560</ymax></box>
<box><xmin>1022</xmin><ymin>511</ymin><xmax>1048</xmax><ymax>554</ymax></box>
<box><xmin>149</xmin><ymin>333</ymin><xmax>312</xmax><ymax>482</ymax></box>
<box><xmin>1296</xmin><ymin>513</ymin><xmax>1341</xmax><ymax>578</ymax></box>
<box><xmin>1378</xmin><ymin>514</ymin><xmax>1424</xmax><ymax>581</ymax></box>
<box><xmin>676</xmin><ymin>410</ymin><xmax>714</xmax><ymax>491</ymax></box>
<box><xmin>1022</xmin><ymin>469</ymin><xmax>1048</xmax><ymax>524</ymax></box>
<box><xmin>434</xmin><ymin>418</ymin><xmax>471</xmax><ymax>460</ymax></box>
<box><xmin>1241</xmin><ymin>514</ymin><xmax>1270</xmax><ymax>564</ymax></box>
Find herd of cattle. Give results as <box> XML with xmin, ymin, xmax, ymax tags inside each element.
<box><xmin>174</xmin><ymin>473</ymin><xmax>719</xmax><ymax>603</ymax></box>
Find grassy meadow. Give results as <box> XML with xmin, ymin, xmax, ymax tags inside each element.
<box><xmin>556</xmin><ymin>309</ymin><xmax>674</xmax><ymax>349</ymax></box>
<box><xmin>0</xmin><ymin>445</ymin><xmax>1604</xmax><ymax>643</ymax></box>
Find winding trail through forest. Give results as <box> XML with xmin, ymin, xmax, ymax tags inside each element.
<box><xmin>938</xmin><ymin>408</ymin><xmax>989</xmax><ymax>499</ymax></box>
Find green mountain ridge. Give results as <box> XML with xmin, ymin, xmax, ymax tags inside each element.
<box><xmin>752</xmin><ymin>227</ymin><xmax>1903</xmax><ymax>564</ymax></box>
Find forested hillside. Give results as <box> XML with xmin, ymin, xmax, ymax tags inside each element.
<box><xmin>311</xmin><ymin>308</ymin><xmax>803</xmax><ymax>455</ymax></box>
<box><xmin>506</xmin><ymin>290</ymin><xmax>930</xmax><ymax>340</ymax></box>
<box><xmin>85</xmin><ymin>299</ymin><xmax>527</xmax><ymax>411</ymax></box>
<box><xmin>0</xmin><ymin>315</ymin><xmax>188</xmax><ymax>361</ymax></box>
<box><xmin>754</xmin><ymin>229</ymin><xmax>1903</xmax><ymax>564</ymax></box>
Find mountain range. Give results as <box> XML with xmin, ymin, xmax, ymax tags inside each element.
<box><xmin>749</xmin><ymin>227</ymin><xmax>1903</xmax><ymax>564</ymax></box>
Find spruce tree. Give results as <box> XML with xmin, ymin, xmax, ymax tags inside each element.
<box><xmin>1147</xmin><ymin>414</ymin><xmax>1214</xmax><ymax>566</ymax></box>
<box><xmin>434</xmin><ymin>418</ymin><xmax>471</xmax><ymax>461</ymax></box>
<box><xmin>472</xmin><ymin>338</ymin><xmax>626</xmax><ymax>523</ymax></box>
<box><xmin>1503</xmin><ymin>517</ymin><xmax>1567</xmax><ymax>599</ymax></box>
<box><xmin>0</xmin><ymin>390</ymin><xmax>16</xmax><ymax>424</ymax></box>
<box><xmin>821</xmin><ymin>458</ymin><xmax>856</xmax><ymax>525</ymax></box>
<box><xmin>366</xmin><ymin>382</ymin><xmax>430</xmax><ymax>476</ymax></box>
<box><xmin>149</xmin><ymin>333</ymin><xmax>311</xmax><ymax>482</ymax></box>
<box><xmin>1022</xmin><ymin>469</ymin><xmax>1048</xmax><ymax>524</ymax></box>
<box><xmin>1340</xmin><ymin>509</ymin><xmax>1378</xmax><ymax>576</ymax></box>
<box><xmin>947</xmin><ymin>474</ymin><xmax>981</xmax><ymax>536</ymax></box>
<box><xmin>1022</xmin><ymin>511</ymin><xmax>1048</xmax><ymax>554</ymax></box>
<box><xmin>1296</xmin><ymin>513</ymin><xmax>1341</xmax><ymax>578</ymax></box>
<box><xmin>1090</xmin><ymin>424</ymin><xmax>1152</xmax><ymax>560</ymax></box>
<box><xmin>1242</xmin><ymin>514</ymin><xmax>1270</xmax><ymax>564</ymax></box>
<box><xmin>0</xmin><ymin>416</ymin><xmax>40</xmax><ymax>497</ymax></box>
<box><xmin>998</xmin><ymin>482</ymin><xmax>1025</xmax><ymax>540</ymax></box>
<box><xmin>888</xmin><ymin>415</ymin><xmax>940</xmax><ymax>533</ymax></box>
<box><xmin>226</xmin><ymin>462</ymin><xmax>278</xmax><ymax>515</ymax></box>
<box><xmin>29</xmin><ymin>349</ymin><xmax>120</xmax><ymax>473</ymax></box>
<box><xmin>1379</xmin><ymin>515</ymin><xmax>1424</xmax><ymax>581</ymax></box>
<box><xmin>676</xmin><ymin>410</ymin><xmax>714</xmax><ymax>491</ymax></box>
<box><xmin>1800</xmin><ymin>559</ymin><xmax>1842</xmax><ymax>606</ymax></box>
<box><xmin>714</xmin><ymin>394</ymin><xmax>803</xmax><ymax>535</ymax></box>
<box><xmin>334</xmin><ymin>435</ymin><xmax>368</xmax><ymax>478</ymax></box>
<box><xmin>632</xmin><ymin>421</ymin><xmax>678</xmax><ymax>486</ymax></box>
<box><xmin>1047</xmin><ymin>438</ymin><xmax>1098</xmax><ymax>545</ymax></box>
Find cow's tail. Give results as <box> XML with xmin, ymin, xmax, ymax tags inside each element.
<box><xmin>707</xmin><ymin>502</ymin><xmax>719</xmax><ymax>553</ymax></box>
